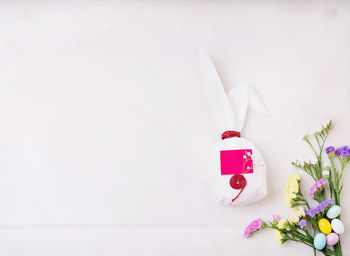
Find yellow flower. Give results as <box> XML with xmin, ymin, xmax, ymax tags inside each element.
<box><xmin>277</xmin><ymin>218</ymin><xmax>290</xmax><ymax>230</ymax></box>
<box><xmin>292</xmin><ymin>173</ymin><xmax>301</xmax><ymax>181</ymax></box>
<box><xmin>287</xmin><ymin>174</ymin><xmax>300</xmax><ymax>194</ymax></box>
<box><xmin>285</xmin><ymin>173</ymin><xmax>301</xmax><ymax>207</ymax></box>
<box><xmin>274</xmin><ymin>230</ymin><xmax>283</xmax><ymax>244</ymax></box>
<box><xmin>285</xmin><ymin>192</ymin><xmax>297</xmax><ymax>207</ymax></box>
<box><xmin>288</xmin><ymin>206</ymin><xmax>305</xmax><ymax>224</ymax></box>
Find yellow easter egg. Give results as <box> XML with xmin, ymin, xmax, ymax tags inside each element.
<box><xmin>319</xmin><ymin>218</ymin><xmax>332</xmax><ymax>235</ymax></box>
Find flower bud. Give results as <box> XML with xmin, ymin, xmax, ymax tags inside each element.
<box><xmin>310</xmin><ymin>158</ymin><xmax>318</xmax><ymax>165</ymax></box>
<box><xmin>323</xmin><ymin>161</ymin><xmax>331</xmax><ymax>170</ymax></box>
<box><xmin>316</xmin><ymin>126</ymin><xmax>323</xmax><ymax>133</ymax></box>
<box><xmin>322</xmin><ymin>170</ymin><xmax>330</xmax><ymax>179</ymax></box>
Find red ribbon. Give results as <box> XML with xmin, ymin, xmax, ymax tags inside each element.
<box><xmin>230</xmin><ymin>174</ymin><xmax>247</xmax><ymax>202</ymax></box>
<box><xmin>221</xmin><ymin>130</ymin><xmax>241</xmax><ymax>140</ymax></box>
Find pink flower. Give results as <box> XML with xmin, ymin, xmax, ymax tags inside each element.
<box><xmin>244</xmin><ymin>219</ymin><xmax>263</xmax><ymax>239</ymax></box>
<box><xmin>310</xmin><ymin>179</ymin><xmax>327</xmax><ymax>198</ymax></box>
<box><xmin>273</xmin><ymin>215</ymin><xmax>281</xmax><ymax>222</ymax></box>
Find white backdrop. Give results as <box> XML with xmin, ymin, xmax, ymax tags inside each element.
<box><xmin>1</xmin><ymin>1</ymin><xmax>350</xmax><ymax>255</ymax></box>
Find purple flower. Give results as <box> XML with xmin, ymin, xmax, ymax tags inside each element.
<box><xmin>305</xmin><ymin>199</ymin><xmax>334</xmax><ymax>217</ymax></box>
<box><xmin>340</xmin><ymin>148</ymin><xmax>350</xmax><ymax>157</ymax></box>
<box><xmin>325</xmin><ymin>146</ymin><xmax>335</xmax><ymax>154</ymax></box>
<box><xmin>310</xmin><ymin>179</ymin><xmax>327</xmax><ymax>198</ymax></box>
<box><xmin>341</xmin><ymin>145</ymin><xmax>349</xmax><ymax>151</ymax></box>
<box><xmin>244</xmin><ymin>219</ymin><xmax>263</xmax><ymax>239</ymax></box>
<box><xmin>299</xmin><ymin>219</ymin><xmax>307</xmax><ymax>229</ymax></box>
<box><xmin>335</xmin><ymin>148</ymin><xmax>342</xmax><ymax>155</ymax></box>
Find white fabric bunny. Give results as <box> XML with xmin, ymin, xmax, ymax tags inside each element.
<box><xmin>200</xmin><ymin>49</ymin><xmax>268</xmax><ymax>206</ymax></box>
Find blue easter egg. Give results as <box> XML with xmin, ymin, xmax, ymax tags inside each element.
<box><xmin>314</xmin><ymin>233</ymin><xmax>326</xmax><ymax>250</ymax></box>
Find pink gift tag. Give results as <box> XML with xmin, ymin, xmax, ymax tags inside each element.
<box><xmin>220</xmin><ymin>149</ymin><xmax>253</xmax><ymax>175</ymax></box>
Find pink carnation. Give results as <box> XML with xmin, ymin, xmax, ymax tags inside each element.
<box><xmin>310</xmin><ymin>179</ymin><xmax>326</xmax><ymax>198</ymax></box>
<box><xmin>244</xmin><ymin>219</ymin><xmax>263</xmax><ymax>239</ymax></box>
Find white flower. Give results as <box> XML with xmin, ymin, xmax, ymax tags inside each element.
<box><xmin>309</xmin><ymin>120</ymin><xmax>332</xmax><ymax>136</ymax></box>
<box><xmin>321</xmin><ymin>120</ymin><xmax>330</xmax><ymax>128</ymax></box>
<box><xmin>310</xmin><ymin>158</ymin><xmax>318</xmax><ymax>165</ymax></box>
<box><xmin>323</xmin><ymin>161</ymin><xmax>331</xmax><ymax>170</ymax></box>
<box><xmin>292</xmin><ymin>157</ymin><xmax>299</xmax><ymax>165</ymax></box>
<box><xmin>292</xmin><ymin>157</ymin><xmax>308</xmax><ymax>167</ymax></box>
<box><xmin>304</xmin><ymin>158</ymin><xmax>311</xmax><ymax>164</ymax></box>
<box><xmin>321</xmin><ymin>120</ymin><xmax>328</xmax><ymax>129</ymax></box>
<box><xmin>322</xmin><ymin>170</ymin><xmax>330</xmax><ymax>179</ymax></box>
<box><xmin>321</xmin><ymin>119</ymin><xmax>332</xmax><ymax>130</ymax></box>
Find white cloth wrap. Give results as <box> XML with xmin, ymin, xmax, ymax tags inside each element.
<box><xmin>208</xmin><ymin>137</ymin><xmax>267</xmax><ymax>206</ymax></box>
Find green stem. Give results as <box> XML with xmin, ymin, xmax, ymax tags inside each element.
<box><xmin>305</xmin><ymin>138</ymin><xmax>318</xmax><ymax>157</ymax></box>
<box><xmin>315</xmin><ymin>136</ymin><xmax>322</xmax><ymax>152</ymax></box>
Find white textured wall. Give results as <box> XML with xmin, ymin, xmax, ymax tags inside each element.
<box><xmin>0</xmin><ymin>1</ymin><xmax>350</xmax><ymax>255</ymax></box>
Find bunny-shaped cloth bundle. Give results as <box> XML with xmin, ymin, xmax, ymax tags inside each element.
<box><xmin>200</xmin><ymin>49</ymin><xmax>268</xmax><ymax>206</ymax></box>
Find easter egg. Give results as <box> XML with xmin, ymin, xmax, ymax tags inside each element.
<box><xmin>327</xmin><ymin>205</ymin><xmax>341</xmax><ymax>219</ymax></box>
<box><xmin>319</xmin><ymin>218</ymin><xmax>332</xmax><ymax>234</ymax></box>
<box><xmin>326</xmin><ymin>233</ymin><xmax>339</xmax><ymax>246</ymax></box>
<box><xmin>331</xmin><ymin>219</ymin><xmax>345</xmax><ymax>234</ymax></box>
<box><xmin>314</xmin><ymin>233</ymin><xmax>327</xmax><ymax>250</ymax></box>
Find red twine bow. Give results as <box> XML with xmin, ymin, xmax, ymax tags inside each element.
<box><xmin>229</xmin><ymin>174</ymin><xmax>247</xmax><ymax>202</ymax></box>
<box><xmin>221</xmin><ymin>130</ymin><xmax>241</xmax><ymax>140</ymax></box>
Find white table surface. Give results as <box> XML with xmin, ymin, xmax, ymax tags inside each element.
<box><xmin>1</xmin><ymin>1</ymin><xmax>350</xmax><ymax>255</ymax></box>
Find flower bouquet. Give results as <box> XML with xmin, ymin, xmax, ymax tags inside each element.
<box><xmin>244</xmin><ymin>120</ymin><xmax>347</xmax><ymax>256</ymax></box>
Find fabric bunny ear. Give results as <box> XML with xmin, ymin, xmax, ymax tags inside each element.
<box><xmin>199</xmin><ymin>49</ymin><xmax>236</xmax><ymax>132</ymax></box>
<box><xmin>228</xmin><ymin>85</ymin><xmax>269</xmax><ymax>132</ymax></box>
<box><xmin>248</xmin><ymin>86</ymin><xmax>269</xmax><ymax>116</ymax></box>
<box><xmin>228</xmin><ymin>85</ymin><xmax>248</xmax><ymax>132</ymax></box>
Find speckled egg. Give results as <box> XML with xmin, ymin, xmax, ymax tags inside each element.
<box><xmin>326</xmin><ymin>233</ymin><xmax>339</xmax><ymax>246</ymax></box>
<box><xmin>319</xmin><ymin>218</ymin><xmax>332</xmax><ymax>235</ymax></box>
<box><xmin>331</xmin><ymin>219</ymin><xmax>345</xmax><ymax>235</ymax></box>
<box><xmin>314</xmin><ymin>233</ymin><xmax>327</xmax><ymax>250</ymax></box>
<box><xmin>327</xmin><ymin>205</ymin><xmax>341</xmax><ymax>219</ymax></box>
